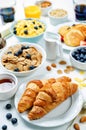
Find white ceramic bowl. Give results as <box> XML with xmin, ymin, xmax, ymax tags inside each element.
<box><xmin>48</xmin><ymin>8</ymin><xmax>68</xmax><ymax>26</ymax></box>
<box><xmin>0</xmin><ymin>42</ymin><xmax>46</xmax><ymax>77</ymax></box>
<box><xmin>0</xmin><ymin>73</ymin><xmax>18</xmax><ymax>100</ymax></box>
<box><xmin>35</xmin><ymin>0</ymin><xmax>52</xmax><ymax>16</ymax></box>
<box><xmin>70</xmin><ymin>46</ymin><xmax>86</xmax><ymax>70</ymax></box>
<box><xmin>10</xmin><ymin>18</ymin><xmax>46</xmax><ymax>43</ymax></box>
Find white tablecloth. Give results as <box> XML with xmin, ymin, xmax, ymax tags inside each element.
<box><xmin>0</xmin><ymin>0</ymin><xmax>86</xmax><ymax>130</ymax></box>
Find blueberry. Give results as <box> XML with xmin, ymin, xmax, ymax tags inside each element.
<box><xmin>29</xmin><ymin>65</ymin><xmax>36</xmax><ymax>70</ymax></box>
<box><xmin>11</xmin><ymin>118</ymin><xmax>18</xmax><ymax>124</ymax></box>
<box><xmin>26</xmin><ymin>54</ymin><xmax>31</xmax><ymax>59</ymax></box>
<box><xmin>14</xmin><ymin>68</ymin><xmax>20</xmax><ymax>72</ymax></box>
<box><xmin>21</xmin><ymin>45</ymin><xmax>30</xmax><ymax>50</ymax></box>
<box><xmin>34</xmin><ymin>26</ymin><xmax>38</xmax><ymax>30</ymax></box>
<box><xmin>17</xmin><ymin>49</ymin><xmax>23</xmax><ymax>55</ymax></box>
<box><xmin>5</xmin><ymin>104</ymin><xmax>12</xmax><ymax>109</ymax></box>
<box><xmin>6</xmin><ymin>113</ymin><xmax>12</xmax><ymax>120</ymax></box>
<box><xmin>24</xmin><ymin>25</ymin><xmax>27</xmax><ymax>28</ymax></box>
<box><xmin>7</xmin><ymin>51</ymin><xmax>12</xmax><ymax>54</ymax></box>
<box><xmin>39</xmin><ymin>25</ymin><xmax>42</xmax><ymax>28</ymax></box>
<box><xmin>14</xmin><ymin>50</ymin><xmax>22</xmax><ymax>56</ymax></box>
<box><xmin>13</xmin><ymin>30</ymin><xmax>17</xmax><ymax>34</ymax></box>
<box><xmin>13</xmin><ymin>27</ymin><xmax>16</xmax><ymax>30</ymax></box>
<box><xmin>84</xmin><ymin>55</ymin><xmax>86</xmax><ymax>60</ymax></box>
<box><xmin>72</xmin><ymin>52</ymin><xmax>76</xmax><ymax>57</ymax></box>
<box><xmin>80</xmin><ymin>53</ymin><xmax>84</xmax><ymax>59</ymax></box>
<box><xmin>24</xmin><ymin>30</ymin><xmax>28</xmax><ymax>34</ymax></box>
<box><xmin>80</xmin><ymin>58</ymin><xmax>84</xmax><ymax>62</ymax></box>
<box><xmin>14</xmin><ymin>52</ymin><xmax>19</xmax><ymax>56</ymax></box>
<box><xmin>21</xmin><ymin>45</ymin><xmax>26</xmax><ymax>50</ymax></box>
<box><xmin>80</xmin><ymin>48</ymin><xmax>86</xmax><ymax>54</ymax></box>
<box><xmin>2</xmin><ymin>125</ymin><xmax>7</xmax><ymax>130</ymax></box>
<box><xmin>25</xmin><ymin>46</ymin><xmax>30</xmax><ymax>49</ymax></box>
<box><xmin>32</xmin><ymin>21</ymin><xmax>35</xmax><ymax>24</ymax></box>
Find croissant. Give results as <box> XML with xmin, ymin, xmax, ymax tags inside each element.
<box><xmin>18</xmin><ymin>80</ymin><xmax>43</xmax><ymax>113</ymax></box>
<box><xmin>28</xmin><ymin>81</ymin><xmax>78</xmax><ymax>120</ymax></box>
<box><xmin>17</xmin><ymin>78</ymin><xmax>56</xmax><ymax>113</ymax></box>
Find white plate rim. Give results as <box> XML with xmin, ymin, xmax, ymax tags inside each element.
<box><xmin>14</xmin><ymin>74</ymin><xmax>83</xmax><ymax>128</ymax></box>
<box><xmin>52</xmin><ymin>21</ymin><xmax>84</xmax><ymax>51</ymax></box>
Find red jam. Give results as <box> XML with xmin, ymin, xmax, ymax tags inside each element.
<box><xmin>0</xmin><ymin>78</ymin><xmax>15</xmax><ymax>92</ymax></box>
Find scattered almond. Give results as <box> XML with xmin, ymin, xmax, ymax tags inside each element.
<box><xmin>64</xmin><ymin>69</ymin><xmax>70</xmax><ymax>74</ymax></box>
<box><xmin>46</xmin><ymin>66</ymin><xmax>51</xmax><ymax>71</ymax></box>
<box><xmin>59</xmin><ymin>60</ymin><xmax>67</xmax><ymax>65</ymax></box>
<box><xmin>73</xmin><ymin>123</ymin><xmax>80</xmax><ymax>130</ymax></box>
<box><xmin>66</xmin><ymin>65</ymin><xmax>75</xmax><ymax>71</ymax></box>
<box><xmin>80</xmin><ymin>116</ymin><xmax>86</xmax><ymax>123</ymax></box>
<box><xmin>51</xmin><ymin>63</ymin><xmax>57</xmax><ymax>68</ymax></box>
<box><xmin>57</xmin><ymin>69</ymin><xmax>63</xmax><ymax>74</ymax></box>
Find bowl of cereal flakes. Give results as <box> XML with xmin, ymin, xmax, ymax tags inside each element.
<box><xmin>10</xmin><ymin>18</ymin><xmax>46</xmax><ymax>43</ymax></box>
<box><xmin>0</xmin><ymin>42</ymin><xmax>46</xmax><ymax>76</ymax></box>
<box><xmin>48</xmin><ymin>8</ymin><xmax>68</xmax><ymax>26</ymax></box>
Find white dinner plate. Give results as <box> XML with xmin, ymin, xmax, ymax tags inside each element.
<box><xmin>14</xmin><ymin>74</ymin><xmax>83</xmax><ymax>128</ymax></box>
<box><xmin>53</xmin><ymin>21</ymin><xmax>84</xmax><ymax>51</ymax></box>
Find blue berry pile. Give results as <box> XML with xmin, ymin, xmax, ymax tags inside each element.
<box><xmin>2</xmin><ymin>125</ymin><xmax>7</xmax><ymax>130</ymax></box>
<box><xmin>1</xmin><ymin>103</ymin><xmax>18</xmax><ymax>130</ymax></box>
<box><xmin>72</xmin><ymin>47</ymin><xmax>86</xmax><ymax>63</ymax></box>
<box><xmin>5</xmin><ymin>104</ymin><xmax>12</xmax><ymax>110</ymax></box>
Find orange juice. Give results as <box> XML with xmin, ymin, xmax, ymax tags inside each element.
<box><xmin>24</xmin><ymin>5</ymin><xmax>41</xmax><ymax>18</ymax></box>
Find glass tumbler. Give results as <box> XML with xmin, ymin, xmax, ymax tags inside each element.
<box><xmin>73</xmin><ymin>0</ymin><xmax>86</xmax><ymax>22</ymax></box>
<box><xmin>23</xmin><ymin>0</ymin><xmax>41</xmax><ymax>18</ymax></box>
<box><xmin>0</xmin><ymin>0</ymin><xmax>16</xmax><ymax>23</ymax></box>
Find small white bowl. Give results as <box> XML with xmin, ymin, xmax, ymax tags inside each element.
<box><xmin>48</xmin><ymin>8</ymin><xmax>68</xmax><ymax>26</ymax></box>
<box><xmin>70</xmin><ymin>46</ymin><xmax>86</xmax><ymax>70</ymax></box>
<box><xmin>35</xmin><ymin>0</ymin><xmax>52</xmax><ymax>16</ymax></box>
<box><xmin>0</xmin><ymin>73</ymin><xmax>18</xmax><ymax>100</ymax></box>
<box><xmin>0</xmin><ymin>42</ymin><xmax>46</xmax><ymax>77</ymax></box>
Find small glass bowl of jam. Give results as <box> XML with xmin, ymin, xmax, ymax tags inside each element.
<box><xmin>0</xmin><ymin>73</ymin><xmax>18</xmax><ymax>100</ymax></box>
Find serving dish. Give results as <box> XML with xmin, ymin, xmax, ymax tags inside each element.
<box><xmin>10</xmin><ymin>18</ymin><xmax>46</xmax><ymax>43</ymax></box>
<box><xmin>14</xmin><ymin>74</ymin><xmax>83</xmax><ymax>127</ymax></box>
<box><xmin>48</xmin><ymin>8</ymin><xmax>68</xmax><ymax>26</ymax></box>
<box><xmin>35</xmin><ymin>0</ymin><xmax>52</xmax><ymax>16</ymax></box>
<box><xmin>0</xmin><ymin>72</ymin><xmax>18</xmax><ymax>100</ymax></box>
<box><xmin>52</xmin><ymin>22</ymin><xmax>86</xmax><ymax>51</ymax></box>
<box><xmin>0</xmin><ymin>42</ymin><xmax>46</xmax><ymax>77</ymax></box>
<box><xmin>70</xmin><ymin>46</ymin><xmax>86</xmax><ymax>70</ymax></box>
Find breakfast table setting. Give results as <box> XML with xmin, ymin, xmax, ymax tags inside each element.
<box><xmin>0</xmin><ymin>0</ymin><xmax>86</xmax><ymax>130</ymax></box>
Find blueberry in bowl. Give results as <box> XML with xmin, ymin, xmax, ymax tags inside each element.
<box><xmin>10</xmin><ymin>18</ymin><xmax>46</xmax><ymax>43</ymax></box>
<box><xmin>70</xmin><ymin>46</ymin><xmax>86</xmax><ymax>70</ymax></box>
<box><xmin>0</xmin><ymin>42</ymin><xmax>46</xmax><ymax>77</ymax></box>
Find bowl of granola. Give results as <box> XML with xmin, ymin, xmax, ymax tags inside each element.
<box><xmin>0</xmin><ymin>42</ymin><xmax>46</xmax><ymax>76</ymax></box>
<box><xmin>10</xmin><ymin>18</ymin><xmax>46</xmax><ymax>43</ymax></box>
<box><xmin>48</xmin><ymin>8</ymin><xmax>68</xmax><ymax>25</ymax></box>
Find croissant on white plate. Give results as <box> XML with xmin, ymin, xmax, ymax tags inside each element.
<box><xmin>17</xmin><ymin>80</ymin><xmax>43</xmax><ymax>113</ymax></box>
<box><xmin>17</xmin><ymin>77</ymin><xmax>58</xmax><ymax>113</ymax></box>
<box><xmin>17</xmin><ymin>76</ymin><xmax>77</xmax><ymax>120</ymax></box>
<box><xmin>28</xmin><ymin>81</ymin><xmax>78</xmax><ymax>120</ymax></box>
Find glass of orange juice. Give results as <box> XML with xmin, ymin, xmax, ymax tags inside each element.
<box><xmin>23</xmin><ymin>1</ymin><xmax>41</xmax><ymax>18</ymax></box>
